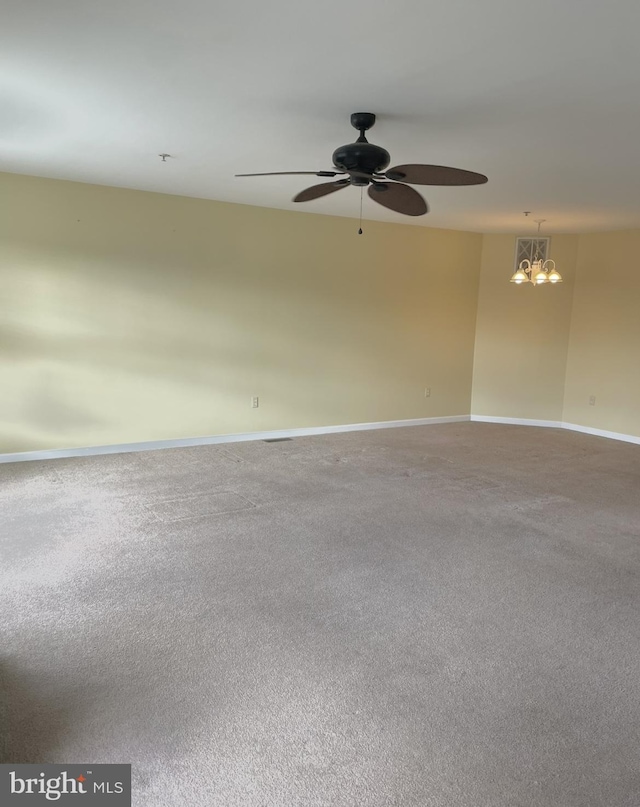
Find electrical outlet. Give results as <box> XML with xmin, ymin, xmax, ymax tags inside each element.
<box><xmin>589</xmin><ymin>395</ymin><xmax>596</xmax><ymax>406</ymax></box>
<box><xmin>252</xmin><ymin>396</ymin><xmax>259</xmax><ymax>408</ymax></box>
<box><xmin>424</xmin><ymin>387</ymin><xmax>431</xmax><ymax>398</ymax></box>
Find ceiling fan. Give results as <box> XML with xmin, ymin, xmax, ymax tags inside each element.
<box><xmin>235</xmin><ymin>112</ymin><xmax>488</xmax><ymax>217</ymax></box>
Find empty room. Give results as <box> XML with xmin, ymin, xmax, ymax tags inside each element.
<box><xmin>1</xmin><ymin>0</ymin><xmax>640</xmax><ymax>805</ymax></box>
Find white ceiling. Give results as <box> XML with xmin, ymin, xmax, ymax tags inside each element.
<box><xmin>3</xmin><ymin>0</ymin><xmax>640</xmax><ymax>233</ymax></box>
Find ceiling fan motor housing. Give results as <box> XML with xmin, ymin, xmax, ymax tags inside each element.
<box><xmin>331</xmin><ymin>142</ymin><xmax>391</xmax><ymax>183</ymax></box>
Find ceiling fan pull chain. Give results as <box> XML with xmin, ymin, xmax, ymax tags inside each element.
<box><xmin>358</xmin><ymin>187</ymin><xmax>364</xmax><ymax>234</ymax></box>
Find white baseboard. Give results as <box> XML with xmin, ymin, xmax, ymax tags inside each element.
<box><xmin>470</xmin><ymin>415</ymin><xmax>563</xmax><ymax>429</ymax></box>
<box><xmin>0</xmin><ymin>415</ymin><xmax>471</xmax><ymax>464</ymax></box>
<box><xmin>3</xmin><ymin>413</ymin><xmax>638</xmax><ymax>465</ymax></box>
<box><xmin>470</xmin><ymin>415</ymin><xmax>640</xmax><ymax>446</ymax></box>
<box><xmin>560</xmin><ymin>421</ymin><xmax>640</xmax><ymax>446</ymax></box>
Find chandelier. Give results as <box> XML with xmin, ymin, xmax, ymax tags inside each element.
<box><xmin>510</xmin><ymin>218</ymin><xmax>562</xmax><ymax>286</ymax></box>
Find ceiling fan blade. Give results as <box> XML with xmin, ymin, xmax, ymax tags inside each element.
<box><xmin>235</xmin><ymin>170</ymin><xmax>344</xmax><ymax>178</ymax></box>
<box><xmin>294</xmin><ymin>179</ymin><xmax>351</xmax><ymax>203</ymax></box>
<box><xmin>367</xmin><ymin>182</ymin><xmax>428</xmax><ymax>216</ymax></box>
<box><xmin>385</xmin><ymin>164</ymin><xmax>488</xmax><ymax>186</ymax></box>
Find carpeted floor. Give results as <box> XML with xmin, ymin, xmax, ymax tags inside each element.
<box><xmin>1</xmin><ymin>423</ymin><xmax>640</xmax><ymax>806</ymax></box>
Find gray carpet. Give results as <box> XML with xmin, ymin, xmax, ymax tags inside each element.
<box><xmin>2</xmin><ymin>423</ymin><xmax>640</xmax><ymax>806</ymax></box>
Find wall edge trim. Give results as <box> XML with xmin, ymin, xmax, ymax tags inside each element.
<box><xmin>560</xmin><ymin>421</ymin><xmax>640</xmax><ymax>446</ymax></box>
<box><xmin>470</xmin><ymin>415</ymin><xmax>640</xmax><ymax>445</ymax></box>
<box><xmin>4</xmin><ymin>414</ymin><xmax>638</xmax><ymax>465</ymax></box>
<box><xmin>470</xmin><ymin>415</ymin><xmax>563</xmax><ymax>428</ymax></box>
<box><xmin>0</xmin><ymin>415</ymin><xmax>471</xmax><ymax>464</ymax></box>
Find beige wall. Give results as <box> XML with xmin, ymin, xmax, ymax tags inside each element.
<box><xmin>472</xmin><ymin>230</ymin><xmax>640</xmax><ymax>440</ymax></box>
<box><xmin>563</xmin><ymin>231</ymin><xmax>640</xmax><ymax>437</ymax></box>
<box><xmin>5</xmin><ymin>171</ymin><xmax>639</xmax><ymax>456</ymax></box>
<box><xmin>1</xmin><ymin>172</ymin><xmax>482</xmax><ymax>453</ymax></box>
<box><xmin>471</xmin><ymin>233</ymin><xmax>579</xmax><ymax>421</ymax></box>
